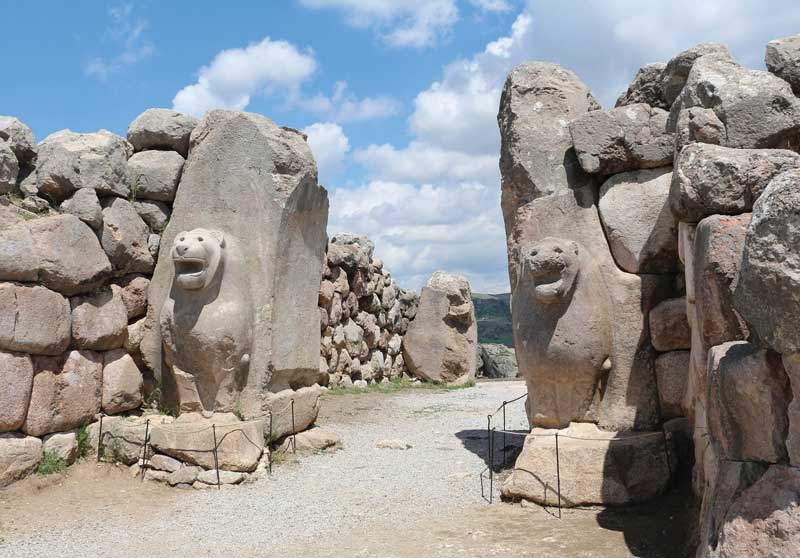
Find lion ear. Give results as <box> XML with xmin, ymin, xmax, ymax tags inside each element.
<box><xmin>209</xmin><ymin>230</ymin><xmax>225</xmax><ymax>248</ymax></box>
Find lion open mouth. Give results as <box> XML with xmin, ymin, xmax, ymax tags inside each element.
<box><xmin>175</xmin><ymin>258</ymin><xmax>206</xmax><ymax>277</ymax></box>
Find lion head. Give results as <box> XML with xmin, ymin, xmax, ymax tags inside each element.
<box><xmin>171</xmin><ymin>228</ymin><xmax>225</xmax><ymax>290</ymax></box>
<box><xmin>522</xmin><ymin>237</ymin><xmax>580</xmax><ymax>304</ymax></box>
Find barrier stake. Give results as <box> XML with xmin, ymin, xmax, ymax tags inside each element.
<box><xmin>268</xmin><ymin>411</ymin><xmax>274</xmax><ymax>474</ymax></box>
<box><xmin>140</xmin><ymin>419</ymin><xmax>151</xmax><ymax>482</ymax></box>
<box><xmin>212</xmin><ymin>424</ymin><xmax>221</xmax><ymax>490</ymax></box>
<box><xmin>502</xmin><ymin>401</ymin><xmax>507</xmax><ymax>466</ymax></box>
<box><xmin>97</xmin><ymin>414</ymin><xmax>104</xmax><ymax>463</ymax></box>
<box><xmin>290</xmin><ymin>399</ymin><xmax>296</xmax><ymax>454</ymax></box>
<box><xmin>555</xmin><ymin>432</ymin><xmax>562</xmax><ymax>519</ymax></box>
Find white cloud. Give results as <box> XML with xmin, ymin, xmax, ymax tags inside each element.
<box><xmin>85</xmin><ymin>4</ymin><xmax>154</xmax><ymax>80</ymax></box>
<box><xmin>302</xmin><ymin>122</ymin><xmax>351</xmax><ymax>182</ymax></box>
<box><xmin>298</xmin><ymin>0</ymin><xmax>459</xmax><ymax>48</ymax></box>
<box><xmin>299</xmin><ymin>81</ymin><xmax>401</xmax><ymax>122</ymax></box>
<box><xmin>172</xmin><ymin>37</ymin><xmax>317</xmax><ymax>117</ymax></box>
<box><xmin>469</xmin><ymin>0</ymin><xmax>512</xmax><ymax>12</ymax></box>
<box><xmin>328</xmin><ymin>181</ymin><xmax>508</xmax><ymax>292</ymax></box>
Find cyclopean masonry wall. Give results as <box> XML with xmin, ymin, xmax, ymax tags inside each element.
<box><xmin>498</xmin><ymin>35</ymin><xmax>800</xmax><ymax>557</ymax></box>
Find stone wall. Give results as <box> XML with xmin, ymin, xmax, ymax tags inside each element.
<box><xmin>318</xmin><ymin>233</ymin><xmax>419</xmax><ymax>387</ymax></box>
<box><xmin>498</xmin><ymin>34</ymin><xmax>800</xmax><ymax>555</ymax></box>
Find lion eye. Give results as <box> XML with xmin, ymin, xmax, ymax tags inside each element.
<box><xmin>197</xmin><ymin>237</ymin><xmax>204</xmax><ymax>242</ymax></box>
<box><xmin>179</xmin><ymin>237</ymin><xmax>185</xmax><ymax>242</ymax></box>
<box><xmin>554</xmin><ymin>247</ymin><xmax>563</xmax><ymax>254</ymax></box>
<box><xmin>530</xmin><ymin>250</ymin><xmax>538</xmax><ymax>256</ymax></box>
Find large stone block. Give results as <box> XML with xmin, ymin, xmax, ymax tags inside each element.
<box><xmin>655</xmin><ymin>351</ymin><xmax>689</xmax><ymax>419</ymax></box>
<box><xmin>766</xmin><ymin>33</ymin><xmax>800</xmax><ymax>95</ymax></box>
<box><xmin>0</xmin><ymin>142</ymin><xmax>18</xmax><ymax>195</ymax></box>
<box><xmin>502</xmin><ymin>423</ymin><xmax>673</xmax><ymax>507</ymax></box>
<box><xmin>128</xmin><ymin>150</ymin><xmax>184</xmax><ymax>202</ymax></box>
<box><xmin>127</xmin><ymin>108</ymin><xmax>198</xmax><ymax>158</ymax></box>
<box><xmin>570</xmin><ymin>104</ymin><xmax>673</xmax><ymax>175</ymax></box>
<box><xmin>615</xmin><ymin>62</ymin><xmax>668</xmax><ymax>110</ymax></box>
<box><xmin>70</xmin><ymin>287</ymin><xmax>128</xmax><ymax>350</ymax></box>
<box><xmin>661</xmin><ymin>43</ymin><xmax>732</xmax><ymax>105</ymax></box>
<box><xmin>142</xmin><ymin>110</ymin><xmax>328</xmax><ymax>415</ymax></box>
<box><xmin>598</xmin><ymin>167</ymin><xmax>678</xmax><ymax>273</ymax></box>
<box><xmin>102</xmin><ymin>349</ymin><xmax>143</xmax><ymax>415</ymax></box>
<box><xmin>0</xmin><ymin>433</ymin><xmax>41</xmax><ymax>487</ymax></box>
<box><xmin>781</xmin><ymin>354</ymin><xmax>800</xmax><ymax>466</ymax></box>
<box><xmin>0</xmin><ymin>283</ymin><xmax>71</xmax><ymax>355</ymax></box>
<box><xmin>670</xmin><ymin>143</ymin><xmax>800</xmax><ymax>223</ymax></box>
<box><xmin>100</xmin><ymin>197</ymin><xmax>154</xmax><ymax>274</ymax></box>
<box><xmin>707</xmin><ymin>342</ymin><xmax>789</xmax><ymax>463</ymax></box>
<box><xmin>477</xmin><ymin>343</ymin><xmax>518</xmax><ymax>378</ymax></box>
<box><xmin>0</xmin><ymin>350</ymin><xmax>34</xmax><ymax>432</ymax></box>
<box><xmin>649</xmin><ymin>297</ymin><xmax>691</xmax><ymax>352</ymax></box>
<box><xmin>0</xmin><ymin>116</ymin><xmax>37</xmax><ymax>164</ymax></box>
<box><xmin>402</xmin><ymin>272</ymin><xmax>477</xmax><ymax>385</ymax></box>
<box><xmin>734</xmin><ymin>169</ymin><xmax>800</xmax><ymax>355</ymax></box>
<box><xmin>36</xmin><ymin>129</ymin><xmax>132</xmax><ymax>201</ymax></box>
<box><xmin>262</xmin><ymin>386</ymin><xmax>322</xmax><ymax>440</ymax></box>
<box><xmin>59</xmin><ymin>188</ymin><xmax>104</xmax><ymax>229</ymax></box>
<box><xmin>23</xmin><ymin>350</ymin><xmax>102</xmax><ymax>437</ymax></box>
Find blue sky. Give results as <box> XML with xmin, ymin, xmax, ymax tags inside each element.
<box><xmin>4</xmin><ymin>0</ymin><xmax>800</xmax><ymax>293</ymax></box>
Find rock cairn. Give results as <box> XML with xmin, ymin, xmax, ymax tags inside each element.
<box><xmin>498</xmin><ymin>34</ymin><xmax>800</xmax><ymax>557</ymax></box>
<box><xmin>318</xmin><ymin>233</ymin><xmax>419</xmax><ymax>388</ymax></box>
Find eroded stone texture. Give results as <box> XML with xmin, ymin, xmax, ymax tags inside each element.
<box><xmin>0</xmin><ymin>433</ymin><xmax>41</xmax><ymax>487</ymax></box>
<box><xmin>127</xmin><ymin>108</ymin><xmax>198</xmax><ymax>157</ymax></box>
<box><xmin>70</xmin><ymin>287</ymin><xmax>128</xmax><ymax>350</ymax></box>
<box><xmin>23</xmin><ymin>350</ymin><xmax>102</xmax><ymax>437</ymax></box>
<box><xmin>0</xmin><ymin>283</ymin><xmax>71</xmax><ymax>355</ymax></box>
<box><xmin>102</xmin><ymin>349</ymin><xmax>143</xmax><ymax>415</ymax></box>
<box><xmin>707</xmin><ymin>342</ymin><xmax>789</xmax><ymax>464</ymax></box>
<box><xmin>128</xmin><ymin>150</ymin><xmax>184</xmax><ymax>202</ymax></box>
<box><xmin>36</xmin><ymin>129</ymin><xmax>132</xmax><ymax>200</ymax></box>
<box><xmin>570</xmin><ymin>104</ymin><xmax>673</xmax><ymax>175</ymax></box>
<box><xmin>676</xmin><ymin>54</ymin><xmax>800</xmax><ymax>150</ymax></box>
<box><xmin>43</xmin><ymin>430</ymin><xmax>78</xmax><ymax>465</ymax></box>
<box><xmin>0</xmin><ymin>142</ymin><xmax>18</xmax><ymax>194</ymax></box>
<box><xmin>116</xmin><ymin>275</ymin><xmax>149</xmax><ymax>320</ymax></box>
<box><xmin>661</xmin><ymin>43</ymin><xmax>732</xmax><ymax>106</ymax></box>
<box><xmin>143</xmin><ymin>112</ymin><xmax>328</xmax><ymax>416</ymax></box>
<box><xmin>766</xmin><ymin>34</ymin><xmax>800</xmax><ymax>95</ymax></box>
<box><xmin>649</xmin><ymin>297</ymin><xmax>691</xmax><ymax>352</ymax></box>
<box><xmin>502</xmin><ymin>423</ymin><xmax>674</xmax><ymax>507</ymax></box>
<box><xmin>615</xmin><ymin>63</ymin><xmax>668</xmax><ymax>109</ymax></box>
<box><xmin>0</xmin><ymin>116</ymin><xmax>37</xmax><ymax>164</ymax></box>
<box><xmin>477</xmin><ymin>343</ymin><xmax>518</xmax><ymax>378</ymax></box>
<box><xmin>330</xmin><ymin>233</ymin><xmax>375</xmax><ymax>260</ymax></box>
<box><xmin>402</xmin><ymin>272</ymin><xmax>477</xmax><ymax>385</ymax></box>
<box><xmin>0</xmin><ymin>351</ymin><xmax>34</xmax><ymax>432</ymax></box>
<box><xmin>670</xmin><ymin>143</ymin><xmax>800</xmax><ymax>223</ymax></box>
<box><xmin>783</xmin><ymin>355</ymin><xmax>800</xmax><ymax>466</ymax></box>
<box><xmin>598</xmin><ymin>167</ymin><xmax>678</xmax><ymax>273</ymax></box>
<box><xmin>133</xmin><ymin>200</ymin><xmax>170</xmax><ymax>232</ymax></box>
<box><xmin>734</xmin><ymin>169</ymin><xmax>800</xmax><ymax>355</ymax></box>
<box><xmin>59</xmin><ymin>188</ymin><xmax>104</xmax><ymax>229</ymax></box>
<box><xmin>655</xmin><ymin>351</ymin><xmax>689</xmax><ymax>419</ymax></box>
<box><xmin>100</xmin><ymin>197</ymin><xmax>154</xmax><ymax>274</ymax></box>
<box><xmin>0</xmin><ymin>221</ymin><xmax>38</xmax><ymax>282</ymax></box>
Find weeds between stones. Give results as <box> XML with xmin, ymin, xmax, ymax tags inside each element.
<box><xmin>37</xmin><ymin>451</ymin><xmax>68</xmax><ymax>476</ymax></box>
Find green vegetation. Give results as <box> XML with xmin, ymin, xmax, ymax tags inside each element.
<box><xmin>324</xmin><ymin>376</ymin><xmax>475</xmax><ymax>396</ymax></box>
<box><xmin>472</xmin><ymin>292</ymin><xmax>513</xmax><ymax>347</ymax></box>
<box><xmin>76</xmin><ymin>424</ymin><xmax>91</xmax><ymax>459</ymax></box>
<box><xmin>37</xmin><ymin>451</ymin><xmax>67</xmax><ymax>475</ymax></box>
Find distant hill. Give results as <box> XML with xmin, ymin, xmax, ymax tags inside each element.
<box><xmin>472</xmin><ymin>293</ymin><xmax>513</xmax><ymax>348</ymax></box>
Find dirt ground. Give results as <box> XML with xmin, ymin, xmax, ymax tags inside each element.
<box><xmin>0</xmin><ymin>381</ymin><xmax>697</xmax><ymax>557</ymax></box>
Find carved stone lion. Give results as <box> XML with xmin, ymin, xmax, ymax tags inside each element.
<box><xmin>160</xmin><ymin>228</ymin><xmax>253</xmax><ymax>415</ymax></box>
<box><xmin>513</xmin><ymin>237</ymin><xmax>613</xmax><ymax>428</ymax></box>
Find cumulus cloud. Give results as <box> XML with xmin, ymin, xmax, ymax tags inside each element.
<box><xmin>302</xmin><ymin>122</ymin><xmax>351</xmax><ymax>181</ymax></box>
<box><xmin>328</xmin><ymin>181</ymin><xmax>508</xmax><ymax>292</ymax></box>
<box><xmin>299</xmin><ymin>81</ymin><xmax>401</xmax><ymax>122</ymax></box>
<box><xmin>172</xmin><ymin>37</ymin><xmax>317</xmax><ymax>117</ymax></box>
<box><xmin>298</xmin><ymin>0</ymin><xmax>459</xmax><ymax>48</ymax></box>
<box><xmin>469</xmin><ymin>0</ymin><xmax>512</xmax><ymax>12</ymax></box>
<box><xmin>85</xmin><ymin>4</ymin><xmax>154</xmax><ymax>80</ymax></box>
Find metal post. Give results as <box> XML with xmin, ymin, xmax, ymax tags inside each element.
<box><xmin>268</xmin><ymin>411</ymin><xmax>274</xmax><ymax>474</ymax></box>
<box><xmin>212</xmin><ymin>424</ymin><xmax>221</xmax><ymax>491</ymax></box>
<box><xmin>140</xmin><ymin>419</ymin><xmax>150</xmax><ymax>482</ymax></box>
<box><xmin>555</xmin><ymin>432</ymin><xmax>562</xmax><ymax>519</ymax></box>
<box><xmin>290</xmin><ymin>399</ymin><xmax>296</xmax><ymax>454</ymax></box>
<box><xmin>96</xmin><ymin>414</ymin><xmax>104</xmax><ymax>463</ymax></box>
<box><xmin>502</xmin><ymin>401</ymin><xmax>507</xmax><ymax>466</ymax></box>
<box><xmin>489</xmin><ymin>427</ymin><xmax>495</xmax><ymax>504</ymax></box>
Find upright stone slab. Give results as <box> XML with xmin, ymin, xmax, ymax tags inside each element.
<box><xmin>142</xmin><ymin>110</ymin><xmax>328</xmax><ymax>416</ymax></box>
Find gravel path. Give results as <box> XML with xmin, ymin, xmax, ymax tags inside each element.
<box><xmin>0</xmin><ymin>381</ymin><xmax>529</xmax><ymax>558</ymax></box>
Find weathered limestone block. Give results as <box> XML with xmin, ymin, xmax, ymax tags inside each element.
<box><xmin>734</xmin><ymin>169</ymin><xmax>800</xmax><ymax>355</ymax></box>
<box><xmin>0</xmin><ymin>116</ymin><xmax>37</xmax><ymax>164</ymax></box>
<box><xmin>43</xmin><ymin>430</ymin><xmax>78</xmax><ymax>465</ymax></box>
<box><xmin>116</xmin><ymin>275</ymin><xmax>149</xmax><ymax>320</ymax></box>
<box><xmin>128</xmin><ymin>150</ymin><xmax>184</xmax><ymax>202</ymax></box>
<box><xmin>127</xmin><ymin>108</ymin><xmax>198</xmax><ymax>158</ymax></box>
<box><xmin>102</xmin><ymin>349</ymin><xmax>143</xmax><ymax>415</ymax></box>
<box><xmin>0</xmin><ymin>283</ymin><xmax>71</xmax><ymax>355</ymax></box>
<box><xmin>598</xmin><ymin>167</ymin><xmax>678</xmax><ymax>273</ymax></box>
<box><xmin>23</xmin><ymin>350</ymin><xmax>102</xmax><ymax>437</ymax></box>
<box><xmin>59</xmin><ymin>188</ymin><xmax>104</xmax><ymax>229</ymax></box>
<box><xmin>143</xmin><ymin>110</ymin><xmax>328</xmax><ymax>415</ymax></box>
<box><xmin>780</xmin><ymin>354</ymin><xmax>800</xmax><ymax>466</ymax></box>
<box><xmin>330</xmin><ymin>232</ymin><xmax>374</xmax><ymax>259</ymax></box>
<box><xmin>615</xmin><ymin>62</ymin><xmax>668</xmax><ymax>109</ymax></box>
<box><xmin>478</xmin><ymin>343</ymin><xmax>518</xmax><ymax>378</ymax></box>
<box><xmin>670</xmin><ymin>143</ymin><xmax>800</xmax><ymax>223</ymax></box>
<box><xmin>0</xmin><ymin>142</ymin><xmax>18</xmax><ymax>194</ymax></box>
<box><xmin>70</xmin><ymin>287</ymin><xmax>128</xmax><ymax>350</ymax></box>
<box><xmin>766</xmin><ymin>33</ymin><xmax>800</xmax><ymax>95</ymax></box>
<box><xmin>90</xmin><ymin>414</ymin><xmax>174</xmax><ymax>465</ymax></box>
<box><xmin>715</xmin><ymin>465</ymin><xmax>800</xmax><ymax>558</ymax></box>
<box><xmin>149</xmin><ymin>412</ymin><xmax>263</xmax><ymax>472</ymax></box>
<box><xmin>0</xmin><ymin>197</ymin><xmax>36</xmax><ymax>226</ymax></box>
<box><xmin>570</xmin><ymin>104</ymin><xmax>673</xmax><ymax>175</ymax></box>
<box><xmin>0</xmin><ymin>222</ymin><xmax>38</xmax><ymax>282</ymax></box>
<box><xmin>327</xmin><ymin>243</ymin><xmax>368</xmax><ymax>271</ymax></box>
<box><xmin>649</xmin><ymin>297</ymin><xmax>691</xmax><ymax>352</ymax></box>
<box><xmin>707</xmin><ymin>342</ymin><xmax>789</xmax><ymax>463</ymax></box>
<box><xmin>502</xmin><ymin>423</ymin><xmax>674</xmax><ymax>506</ymax></box>
<box><xmin>36</xmin><ymin>129</ymin><xmax>132</xmax><ymax>200</ymax></box>
<box><xmin>661</xmin><ymin>43</ymin><xmax>732</xmax><ymax>106</ymax></box>
<box><xmin>676</xmin><ymin>54</ymin><xmax>800</xmax><ymax>150</ymax></box>
<box><xmin>133</xmin><ymin>200</ymin><xmax>171</xmax><ymax>232</ymax></box>
<box><xmin>100</xmin><ymin>197</ymin><xmax>154</xmax><ymax>274</ymax></box>
<box><xmin>0</xmin><ymin>433</ymin><xmax>41</xmax><ymax>487</ymax></box>
<box><xmin>26</xmin><ymin>214</ymin><xmax>112</xmax><ymax>295</ymax></box>
<box><xmin>402</xmin><ymin>272</ymin><xmax>477</xmax><ymax>385</ymax></box>
<box><xmin>0</xmin><ymin>350</ymin><xmax>34</xmax><ymax>432</ymax></box>
<box><xmin>655</xmin><ymin>351</ymin><xmax>689</xmax><ymax>419</ymax></box>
